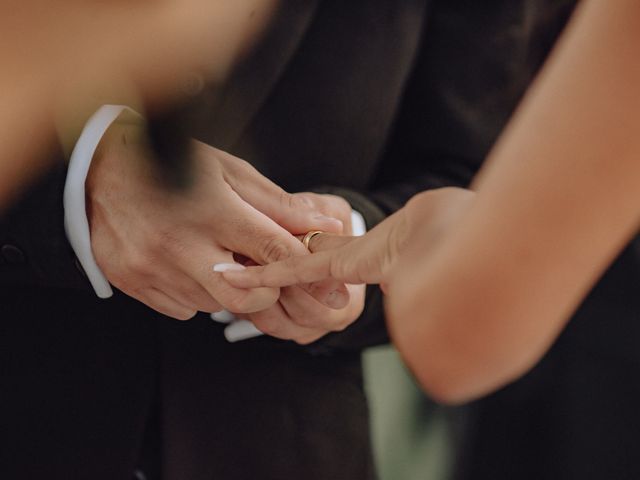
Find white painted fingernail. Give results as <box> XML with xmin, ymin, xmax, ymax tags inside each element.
<box><xmin>213</xmin><ymin>263</ymin><xmax>246</xmax><ymax>273</ymax></box>
<box><xmin>224</xmin><ymin>320</ymin><xmax>264</xmax><ymax>343</ymax></box>
<box><xmin>210</xmin><ymin>310</ymin><xmax>236</xmax><ymax>324</ymax></box>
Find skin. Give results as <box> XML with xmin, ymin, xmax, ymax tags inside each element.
<box><xmin>0</xmin><ymin>0</ymin><xmax>279</xmax><ymax>210</ymax></box>
<box><xmin>224</xmin><ymin>0</ymin><xmax>640</xmax><ymax>401</ymax></box>
<box><xmin>1</xmin><ymin>1</ymin><xmax>366</xmax><ymax>344</ymax></box>
<box><xmin>88</xmin><ymin>119</ymin><xmax>365</xmax><ymax>344</ymax></box>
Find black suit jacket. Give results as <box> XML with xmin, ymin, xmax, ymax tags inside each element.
<box><xmin>0</xmin><ymin>2</ymin><xmax>430</xmax><ymax>479</ymax></box>
<box><xmin>4</xmin><ymin>1</ymin><xmax>635</xmax><ymax>479</ymax></box>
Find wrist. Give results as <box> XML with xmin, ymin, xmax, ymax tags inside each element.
<box><xmin>64</xmin><ymin>105</ymin><xmax>141</xmax><ymax>298</ymax></box>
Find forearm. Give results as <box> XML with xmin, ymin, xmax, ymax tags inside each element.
<box><xmin>388</xmin><ymin>0</ymin><xmax>640</xmax><ymax>403</ymax></box>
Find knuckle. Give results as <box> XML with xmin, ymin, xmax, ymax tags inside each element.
<box><xmin>124</xmin><ymin>250</ymin><xmax>153</xmax><ymax>276</ymax></box>
<box><xmin>199</xmin><ymin>298</ymin><xmax>223</xmax><ymax>313</ymax></box>
<box><xmin>289</xmin><ymin>192</ymin><xmax>315</xmax><ymax>209</ymax></box>
<box><xmin>330</xmin><ymin>196</ymin><xmax>352</xmax><ymax>215</ymax></box>
<box><xmin>235</xmin><ymin>158</ymin><xmax>256</xmax><ymax>173</ymax></box>
<box><xmin>280</xmin><ymin>190</ymin><xmax>294</xmax><ymax>210</ymax></box>
<box><xmin>221</xmin><ymin>291</ymin><xmax>254</xmax><ymax>313</ymax></box>
<box><xmin>260</xmin><ymin>236</ymin><xmax>293</xmax><ymax>262</ymax></box>
<box><xmin>182</xmin><ymin>291</ymin><xmax>218</xmax><ymax>313</ymax></box>
<box><xmin>318</xmin><ymin>194</ymin><xmax>350</xmax><ymax>217</ymax></box>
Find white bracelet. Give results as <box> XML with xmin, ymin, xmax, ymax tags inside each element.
<box><xmin>64</xmin><ymin>105</ymin><xmax>138</xmax><ymax>298</ymax></box>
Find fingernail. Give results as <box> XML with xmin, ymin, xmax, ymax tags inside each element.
<box><xmin>213</xmin><ymin>263</ymin><xmax>246</xmax><ymax>273</ymax></box>
<box><xmin>324</xmin><ymin>289</ymin><xmax>349</xmax><ymax>309</ymax></box>
<box><xmin>224</xmin><ymin>320</ymin><xmax>264</xmax><ymax>343</ymax></box>
<box><xmin>210</xmin><ymin>310</ymin><xmax>236</xmax><ymax>324</ymax></box>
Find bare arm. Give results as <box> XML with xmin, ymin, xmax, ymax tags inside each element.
<box><xmin>0</xmin><ymin>0</ymin><xmax>278</xmax><ymax>210</ymax></box>
<box><xmin>387</xmin><ymin>0</ymin><xmax>640</xmax><ymax>403</ymax></box>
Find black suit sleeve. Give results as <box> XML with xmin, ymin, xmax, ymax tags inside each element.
<box><xmin>0</xmin><ymin>160</ymin><xmax>92</xmax><ymax>292</ymax></box>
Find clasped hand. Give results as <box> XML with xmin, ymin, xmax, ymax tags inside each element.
<box><xmin>221</xmin><ymin>188</ymin><xmax>476</xmax><ymax>295</ymax></box>
<box><xmin>86</xmin><ymin>120</ymin><xmax>365</xmax><ymax>345</ymax></box>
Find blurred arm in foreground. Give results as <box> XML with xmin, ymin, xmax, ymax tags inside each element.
<box><xmin>0</xmin><ymin>0</ymin><xmax>278</xmax><ymax>210</ymax></box>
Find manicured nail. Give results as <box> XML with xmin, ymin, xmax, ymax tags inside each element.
<box><xmin>324</xmin><ymin>289</ymin><xmax>349</xmax><ymax>309</ymax></box>
<box><xmin>213</xmin><ymin>263</ymin><xmax>246</xmax><ymax>273</ymax></box>
<box><xmin>224</xmin><ymin>320</ymin><xmax>264</xmax><ymax>343</ymax></box>
<box><xmin>210</xmin><ymin>310</ymin><xmax>236</xmax><ymax>324</ymax></box>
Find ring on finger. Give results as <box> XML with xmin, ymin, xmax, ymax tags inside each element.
<box><xmin>301</xmin><ymin>230</ymin><xmax>324</xmax><ymax>250</ymax></box>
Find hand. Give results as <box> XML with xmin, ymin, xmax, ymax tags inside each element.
<box><xmin>222</xmin><ymin>188</ymin><xmax>475</xmax><ymax>291</ymax></box>
<box><xmin>1</xmin><ymin>1</ymin><xmax>279</xmax><ymax>208</ymax></box>
<box><xmin>223</xmin><ymin>193</ymin><xmax>367</xmax><ymax>345</ymax></box>
<box><xmin>86</xmin><ymin>119</ymin><xmax>347</xmax><ymax>320</ymax></box>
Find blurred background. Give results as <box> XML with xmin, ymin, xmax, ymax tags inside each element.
<box><xmin>365</xmin><ymin>348</ymin><xmax>456</xmax><ymax>480</ymax></box>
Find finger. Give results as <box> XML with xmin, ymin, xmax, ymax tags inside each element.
<box><xmin>278</xmin><ymin>282</ymin><xmax>365</xmax><ymax>335</ymax></box>
<box><xmin>222</xmin><ymin>252</ymin><xmax>337</xmax><ymax>289</ymax></box>
<box><xmin>133</xmin><ymin>288</ymin><xmax>198</xmax><ymax>321</ymax></box>
<box><xmin>219</xmin><ymin>250</ymin><xmax>349</xmax><ymax>310</ymax></box>
<box><xmin>246</xmin><ymin>302</ymin><xmax>325</xmax><ymax>343</ymax></box>
<box><xmin>278</xmin><ymin>285</ymin><xmax>350</xmax><ymax>332</ymax></box>
<box><xmin>293</xmin><ymin>192</ymin><xmax>353</xmax><ymax>234</ymax></box>
<box><xmin>224</xmin><ymin>318</ymin><xmax>323</xmax><ymax>345</ymax></box>
<box><xmin>301</xmin><ymin>278</ymin><xmax>350</xmax><ymax>310</ymax></box>
<box><xmin>218</xmin><ymin>150</ymin><xmax>343</xmax><ymax>234</ymax></box>
<box><xmin>171</xmin><ymin>234</ymin><xmax>280</xmax><ymax>313</ymax></box>
<box><xmin>198</xmin><ymin>260</ymin><xmax>280</xmax><ymax>313</ymax></box>
<box><xmin>222</xmin><ymin>196</ymin><xmax>316</xmax><ymax>265</ymax></box>
<box><xmin>219</xmin><ymin>202</ymin><xmax>350</xmax><ymax>308</ymax></box>
<box><xmin>300</xmin><ymin>232</ymin><xmax>358</xmax><ymax>253</ymax></box>
<box><xmin>155</xmin><ymin>271</ymin><xmax>223</xmax><ymax>313</ymax></box>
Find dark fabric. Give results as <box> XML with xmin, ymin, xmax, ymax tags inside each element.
<box><xmin>158</xmin><ymin>317</ymin><xmax>373</xmax><ymax>480</ymax></box>
<box><xmin>456</xmin><ymin>240</ymin><xmax>640</xmax><ymax>480</ymax></box>
<box><xmin>0</xmin><ymin>288</ymin><xmax>157</xmax><ymax>479</ymax></box>
<box><xmin>4</xmin><ymin>0</ymin><xmax>636</xmax><ymax>479</ymax></box>
<box><xmin>0</xmin><ymin>160</ymin><xmax>91</xmax><ymax>292</ymax></box>
<box><xmin>0</xmin><ymin>1</ymin><xmax>432</xmax><ymax>478</ymax></box>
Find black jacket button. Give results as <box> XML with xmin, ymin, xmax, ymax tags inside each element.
<box><xmin>1</xmin><ymin>244</ymin><xmax>26</xmax><ymax>264</ymax></box>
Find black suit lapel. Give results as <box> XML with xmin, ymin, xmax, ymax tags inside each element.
<box><xmin>194</xmin><ymin>1</ymin><xmax>320</xmax><ymax>150</ymax></box>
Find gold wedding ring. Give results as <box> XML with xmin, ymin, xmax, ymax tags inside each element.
<box><xmin>301</xmin><ymin>230</ymin><xmax>324</xmax><ymax>250</ymax></box>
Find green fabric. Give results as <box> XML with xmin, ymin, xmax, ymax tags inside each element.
<box><xmin>364</xmin><ymin>345</ymin><xmax>454</xmax><ymax>480</ymax></box>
